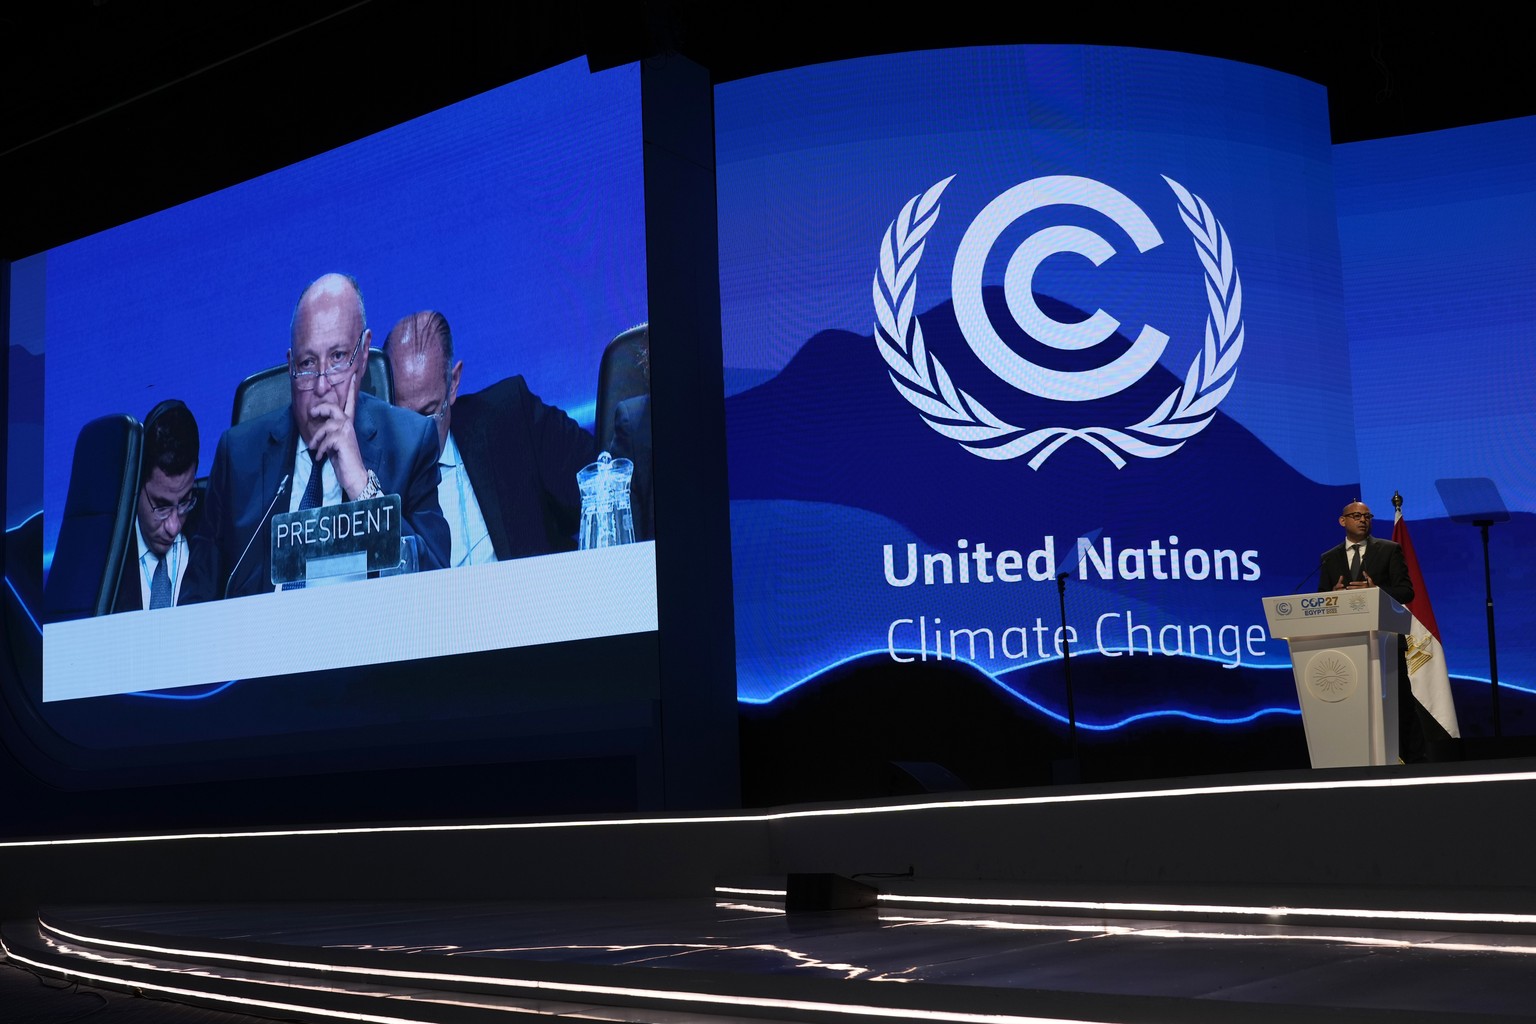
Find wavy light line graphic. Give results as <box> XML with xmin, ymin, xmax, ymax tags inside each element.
<box><xmin>4</xmin><ymin>573</ymin><xmax>41</xmax><ymax>635</ymax></box>
<box><xmin>738</xmin><ymin>646</ymin><xmax>1304</xmax><ymax>730</ymax></box>
<box><xmin>739</xmin><ymin>645</ymin><xmax>1536</xmax><ymax>731</ymax></box>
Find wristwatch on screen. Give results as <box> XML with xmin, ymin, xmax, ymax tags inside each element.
<box><xmin>356</xmin><ymin>470</ymin><xmax>383</xmax><ymax>501</ymax></box>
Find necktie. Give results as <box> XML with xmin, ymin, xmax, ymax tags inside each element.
<box><xmin>284</xmin><ymin>458</ymin><xmax>327</xmax><ymax>591</ymax></box>
<box><xmin>299</xmin><ymin>457</ymin><xmax>326</xmax><ymax>510</ymax></box>
<box><xmin>1349</xmin><ymin>543</ymin><xmax>1363</xmax><ymax>581</ymax></box>
<box><xmin>149</xmin><ymin>556</ymin><xmax>172</xmax><ymax>609</ymax></box>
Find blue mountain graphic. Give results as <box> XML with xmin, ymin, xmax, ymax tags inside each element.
<box><xmin>725</xmin><ymin>288</ymin><xmax>1353</xmax><ymax>556</ymax></box>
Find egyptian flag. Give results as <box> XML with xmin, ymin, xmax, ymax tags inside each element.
<box><xmin>1392</xmin><ymin>508</ymin><xmax>1461</xmax><ymax>738</ymax></box>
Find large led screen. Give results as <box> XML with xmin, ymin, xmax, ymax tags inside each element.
<box><xmin>1337</xmin><ymin>115</ymin><xmax>1536</xmax><ymax>736</ymax></box>
<box><xmin>4</xmin><ymin>57</ymin><xmax>658</xmax><ymax>783</ymax></box>
<box><xmin>717</xmin><ymin>45</ymin><xmax>1362</xmax><ymax>793</ymax></box>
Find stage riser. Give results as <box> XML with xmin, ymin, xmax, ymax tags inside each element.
<box><xmin>3</xmin><ymin>766</ymin><xmax>1533</xmax><ymax>919</ymax></box>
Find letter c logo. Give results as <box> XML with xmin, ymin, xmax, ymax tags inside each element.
<box><xmin>951</xmin><ymin>175</ymin><xmax>1166</xmax><ymax>402</ymax></box>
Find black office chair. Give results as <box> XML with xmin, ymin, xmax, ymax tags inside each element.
<box><xmin>230</xmin><ymin>350</ymin><xmax>394</xmax><ymax>425</ymax></box>
<box><xmin>594</xmin><ymin>323</ymin><xmax>650</xmax><ymax>453</ymax></box>
<box><xmin>42</xmin><ymin>414</ymin><xmax>142</xmax><ymax>623</ymax></box>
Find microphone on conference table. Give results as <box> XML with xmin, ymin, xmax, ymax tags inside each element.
<box><xmin>224</xmin><ymin>474</ymin><xmax>290</xmax><ymax>599</ymax></box>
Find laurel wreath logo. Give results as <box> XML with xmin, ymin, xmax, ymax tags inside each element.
<box><xmin>873</xmin><ymin>175</ymin><xmax>1244</xmax><ymax>468</ymax></box>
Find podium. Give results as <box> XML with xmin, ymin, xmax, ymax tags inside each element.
<box><xmin>1262</xmin><ymin>590</ymin><xmax>1412</xmax><ymax>768</ymax></box>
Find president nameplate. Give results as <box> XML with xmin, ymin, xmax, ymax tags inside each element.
<box><xmin>270</xmin><ymin>495</ymin><xmax>403</xmax><ymax>587</ymax></box>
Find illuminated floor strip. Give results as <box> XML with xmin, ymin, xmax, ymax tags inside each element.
<box><xmin>20</xmin><ymin>922</ymin><xmax>1120</xmax><ymax>1024</ymax></box>
<box><xmin>874</xmin><ymin>914</ymin><xmax>1536</xmax><ymax>955</ymax></box>
<box><xmin>4</xmin><ymin>938</ymin><xmax>475</xmax><ymax>1024</ymax></box>
<box><xmin>5</xmin><ymin>769</ymin><xmax>1535</xmax><ymax>850</ymax></box>
<box><xmin>878</xmin><ymin>893</ymin><xmax>1536</xmax><ymax>926</ymax></box>
<box><xmin>715</xmin><ymin>887</ymin><xmax>1536</xmax><ymax>928</ymax></box>
<box><xmin>714</xmin><ymin>901</ymin><xmax>1536</xmax><ymax>957</ymax></box>
<box><xmin>712</xmin><ymin>884</ymin><xmax>1536</xmax><ymax>933</ymax></box>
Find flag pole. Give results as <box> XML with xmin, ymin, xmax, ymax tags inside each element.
<box><xmin>1392</xmin><ymin>492</ymin><xmax>1464</xmax><ymax>756</ymax></box>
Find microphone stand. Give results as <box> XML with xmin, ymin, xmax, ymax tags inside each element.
<box><xmin>1054</xmin><ymin>570</ymin><xmax>1080</xmax><ymax>784</ymax></box>
<box><xmin>1049</xmin><ymin>529</ymin><xmax>1101</xmax><ymax>785</ymax></box>
<box><xmin>225</xmin><ymin>475</ymin><xmax>289</xmax><ymax>598</ymax></box>
<box><xmin>1474</xmin><ymin>518</ymin><xmax>1502</xmax><ymax>738</ymax></box>
<box><xmin>1434</xmin><ymin>475</ymin><xmax>1509</xmax><ymax>747</ymax></box>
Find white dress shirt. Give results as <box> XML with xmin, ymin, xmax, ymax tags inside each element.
<box><xmin>1344</xmin><ymin>538</ymin><xmax>1366</xmax><ymax>576</ymax></box>
<box><xmin>439</xmin><ymin>431</ymin><xmax>496</xmax><ymax>567</ymax></box>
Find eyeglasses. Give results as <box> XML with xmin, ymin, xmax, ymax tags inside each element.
<box><xmin>290</xmin><ymin>332</ymin><xmax>364</xmax><ymax>391</ymax></box>
<box><xmin>1343</xmin><ymin>512</ymin><xmax>1374</xmax><ymax>522</ymax></box>
<box><xmin>148</xmin><ymin>493</ymin><xmax>198</xmax><ymax>522</ymax></box>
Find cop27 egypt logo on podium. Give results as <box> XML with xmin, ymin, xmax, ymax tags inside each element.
<box><xmin>873</xmin><ymin>175</ymin><xmax>1244</xmax><ymax>468</ymax></box>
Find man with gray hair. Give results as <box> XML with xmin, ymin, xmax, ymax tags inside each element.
<box><xmin>187</xmin><ymin>274</ymin><xmax>450</xmax><ymax>598</ymax></box>
<box><xmin>383</xmin><ymin>310</ymin><xmax>594</xmax><ymax>565</ymax></box>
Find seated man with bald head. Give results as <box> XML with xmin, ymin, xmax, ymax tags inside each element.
<box><xmin>187</xmin><ymin>274</ymin><xmax>450</xmax><ymax>599</ymax></box>
<box><xmin>383</xmin><ymin>311</ymin><xmax>595</xmax><ymax>566</ymax></box>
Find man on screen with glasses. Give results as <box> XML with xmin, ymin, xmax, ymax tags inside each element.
<box><xmin>186</xmin><ymin>273</ymin><xmax>449</xmax><ymax>599</ymax></box>
<box><xmin>115</xmin><ymin>399</ymin><xmax>206</xmax><ymax>610</ymax></box>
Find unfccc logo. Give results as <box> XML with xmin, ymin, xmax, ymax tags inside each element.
<box><xmin>873</xmin><ymin>175</ymin><xmax>1244</xmax><ymax>468</ymax></box>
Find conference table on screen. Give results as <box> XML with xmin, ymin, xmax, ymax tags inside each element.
<box><xmin>42</xmin><ymin>542</ymin><xmax>658</xmax><ymax>702</ymax></box>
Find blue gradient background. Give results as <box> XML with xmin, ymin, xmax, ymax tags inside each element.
<box><xmin>716</xmin><ymin>46</ymin><xmax>1534</xmax><ymax>731</ymax></box>
<box><xmin>14</xmin><ymin>57</ymin><xmax>647</xmax><ymax>560</ymax></box>
<box><xmin>1337</xmin><ymin>115</ymin><xmax>1536</xmax><ymax>706</ymax></box>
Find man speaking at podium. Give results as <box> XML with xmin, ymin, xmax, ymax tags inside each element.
<box><xmin>1319</xmin><ymin>500</ymin><xmax>1412</xmax><ymax>604</ymax></box>
<box><xmin>188</xmin><ymin>274</ymin><xmax>450</xmax><ymax>599</ymax></box>
<box><xmin>1317</xmin><ymin>499</ymin><xmax>1434</xmax><ymax>759</ymax></box>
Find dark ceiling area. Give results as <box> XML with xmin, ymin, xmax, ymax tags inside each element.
<box><xmin>3</xmin><ymin>1</ymin><xmax>1531</xmax><ymax>259</ymax></box>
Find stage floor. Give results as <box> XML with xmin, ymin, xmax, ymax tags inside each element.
<box><xmin>8</xmin><ymin>892</ymin><xmax>1536</xmax><ymax>1024</ymax></box>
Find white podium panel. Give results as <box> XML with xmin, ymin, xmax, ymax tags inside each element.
<box><xmin>1263</xmin><ymin>590</ymin><xmax>1412</xmax><ymax>769</ymax></box>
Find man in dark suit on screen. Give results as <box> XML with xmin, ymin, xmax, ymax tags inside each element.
<box><xmin>186</xmin><ymin>274</ymin><xmax>449</xmax><ymax>599</ymax></box>
<box><xmin>115</xmin><ymin>400</ymin><xmax>206</xmax><ymax>610</ymax></box>
<box><xmin>382</xmin><ymin>310</ymin><xmax>596</xmax><ymax>566</ymax></box>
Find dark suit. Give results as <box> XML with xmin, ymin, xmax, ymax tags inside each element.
<box><xmin>1317</xmin><ymin>535</ymin><xmax>1413</xmax><ymax>604</ymax></box>
<box><xmin>114</xmin><ymin>536</ymin><xmax>209</xmax><ymax>611</ymax></box>
<box><xmin>450</xmin><ymin>375</ymin><xmax>596</xmax><ymax>560</ymax></box>
<box><xmin>187</xmin><ymin>392</ymin><xmax>449</xmax><ymax>599</ymax></box>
